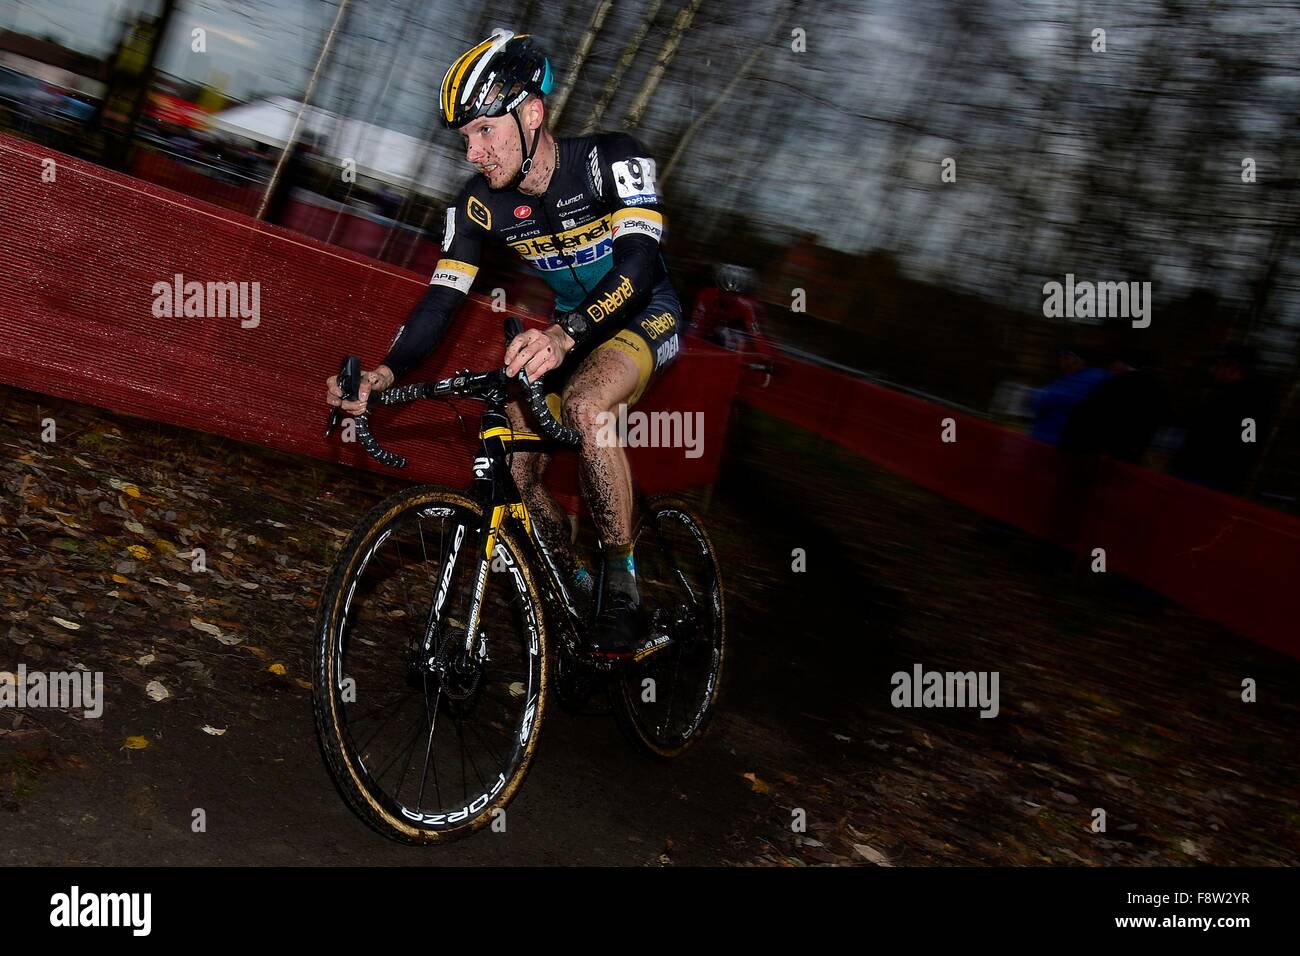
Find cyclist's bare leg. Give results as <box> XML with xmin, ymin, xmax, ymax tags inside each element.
<box><xmin>559</xmin><ymin>348</ymin><xmax>640</xmax><ymax>550</ymax></box>
<box><xmin>504</xmin><ymin>399</ymin><xmax>575</xmax><ymax>573</ymax></box>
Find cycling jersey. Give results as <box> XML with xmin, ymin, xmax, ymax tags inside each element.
<box><xmin>382</xmin><ymin>131</ymin><xmax>677</xmax><ymax>383</ymax></box>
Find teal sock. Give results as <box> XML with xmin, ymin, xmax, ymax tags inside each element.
<box><xmin>603</xmin><ymin>544</ymin><xmax>639</xmax><ymax>604</ymax></box>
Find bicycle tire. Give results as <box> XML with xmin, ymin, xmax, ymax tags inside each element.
<box><xmin>609</xmin><ymin>496</ymin><xmax>727</xmax><ymax>758</ymax></box>
<box><xmin>313</xmin><ymin>485</ymin><xmax>548</xmax><ymax>843</ymax></box>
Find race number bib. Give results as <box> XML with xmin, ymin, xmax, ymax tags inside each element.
<box><xmin>611</xmin><ymin>157</ymin><xmax>659</xmax><ymax>206</ymax></box>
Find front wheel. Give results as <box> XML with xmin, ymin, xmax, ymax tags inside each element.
<box><xmin>313</xmin><ymin>486</ymin><xmax>548</xmax><ymax>843</ymax></box>
<box><xmin>609</xmin><ymin>496</ymin><xmax>726</xmax><ymax>758</ymax></box>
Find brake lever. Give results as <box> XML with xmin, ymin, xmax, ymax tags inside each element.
<box><xmin>326</xmin><ymin>355</ymin><xmax>361</xmax><ymax>438</ymax></box>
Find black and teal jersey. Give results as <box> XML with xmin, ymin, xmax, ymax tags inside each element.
<box><xmin>383</xmin><ymin>131</ymin><xmax>674</xmax><ymax>380</ymax></box>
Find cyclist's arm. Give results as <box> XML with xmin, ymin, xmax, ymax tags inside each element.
<box><xmin>380</xmin><ymin>187</ymin><xmax>486</xmax><ymax>382</ymax></box>
<box><xmin>558</xmin><ymin>134</ymin><xmax>666</xmax><ymax>349</ymax></box>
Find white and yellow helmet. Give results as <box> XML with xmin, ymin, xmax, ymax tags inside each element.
<box><xmin>439</xmin><ymin>30</ymin><xmax>555</xmax><ymax>130</ymax></box>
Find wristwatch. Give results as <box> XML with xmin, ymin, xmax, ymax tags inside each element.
<box><xmin>557</xmin><ymin>311</ymin><xmax>590</xmax><ymax>344</ymax></box>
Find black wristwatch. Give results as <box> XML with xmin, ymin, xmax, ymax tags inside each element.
<box><xmin>557</xmin><ymin>311</ymin><xmax>590</xmax><ymax>344</ymax></box>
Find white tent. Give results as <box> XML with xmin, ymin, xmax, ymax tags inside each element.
<box><xmin>204</xmin><ymin>95</ymin><xmax>464</xmax><ymax>198</ymax></box>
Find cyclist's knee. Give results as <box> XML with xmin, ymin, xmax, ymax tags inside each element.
<box><xmin>561</xmin><ymin>391</ymin><xmax>609</xmax><ymax>438</ymax></box>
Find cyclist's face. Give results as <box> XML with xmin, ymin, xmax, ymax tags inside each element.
<box><xmin>461</xmin><ymin>115</ymin><xmax>519</xmax><ymax>188</ymax></box>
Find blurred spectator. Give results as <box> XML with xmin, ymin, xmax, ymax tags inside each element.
<box><xmin>1170</xmin><ymin>345</ymin><xmax>1274</xmax><ymax>494</ymax></box>
<box><xmin>1059</xmin><ymin>348</ymin><xmax>1167</xmax><ymax>464</ymax></box>
<box><xmin>690</xmin><ymin>263</ymin><xmax>777</xmax><ymax>362</ymax></box>
<box><xmin>1030</xmin><ymin>347</ymin><xmax>1111</xmax><ymax>445</ymax></box>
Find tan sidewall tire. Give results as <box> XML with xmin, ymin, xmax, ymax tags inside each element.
<box><xmin>612</xmin><ymin>496</ymin><xmax>726</xmax><ymax>759</ymax></box>
<box><xmin>314</xmin><ymin>486</ymin><xmax>548</xmax><ymax>843</ymax></box>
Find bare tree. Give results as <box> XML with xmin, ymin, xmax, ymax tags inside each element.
<box><xmin>623</xmin><ymin>0</ymin><xmax>703</xmax><ymax>129</ymax></box>
<box><xmin>582</xmin><ymin>0</ymin><xmax>665</xmax><ymax>134</ymax></box>
<box><xmin>546</xmin><ymin>0</ymin><xmax>614</xmax><ymax>129</ymax></box>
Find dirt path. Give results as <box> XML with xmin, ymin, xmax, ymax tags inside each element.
<box><xmin>2</xmin><ymin>385</ymin><xmax>1297</xmax><ymax>865</ymax></box>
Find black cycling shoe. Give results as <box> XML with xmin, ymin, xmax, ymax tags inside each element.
<box><xmin>588</xmin><ymin>593</ymin><xmax>643</xmax><ymax>660</ymax></box>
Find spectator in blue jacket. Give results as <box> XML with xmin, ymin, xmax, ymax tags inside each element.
<box><xmin>1031</xmin><ymin>348</ymin><xmax>1111</xmax><ymax>445</ymax></box>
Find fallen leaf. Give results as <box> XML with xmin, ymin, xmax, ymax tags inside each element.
<box><xmin>111</xmin><ymin>574</ymin><xmax>131</xmax><ymax>585</ymax></box>
<box><xmin>146</xmin><ymin>680</ymin><xmax>170</xmax><ymax>702</ymax></box>
<box><xmin>293</xmin><ymin>678</ymin><xmax>312</xmax><ymax>690</ymax></box>
<box><xmin>191</xmin><ymin>617</ymin><xmax>240</xmax><ymax>645</ymax></box>
<box><xmin>743</xmin><ymin>772</ymin><xmax>770</xmax><ymax>794</ymax></box>
<box><xmin>136</xmin><ymin>654</ymin><xmax>155</xmax><ymax>667</ymax></box>
<box><xmin>51</xmin><ymin>617</ymin><xmax>82</xmax><ymax>631</ymax></box>
<box><xmin>124</xmin><ymin>520</ymin><xmax>146</xmax><ymax>534</ymax></box>
<box><xmin>201</xmin><ymin>725</ymin><xmax>226</xmax><ymax>736</ymax></box>
<box><xmin>122</xmin><ymin>736</ymin><xmax>150</xmax><ymax>750</ymax></box>
<box><xmin>268</xmin><ymin>663</ymin><xmax>287</xmax><ymax>676</ymax></box>
<box><xmin>127</xmin><ymin>545</ymin><xmax>151</xmax><ymax>560</ymax></box>
<box><xmin>853</xmin><ymin>844</ymin><xmax>894</xmax><ymax>866</ymax></box>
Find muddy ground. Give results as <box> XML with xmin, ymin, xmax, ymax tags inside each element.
<box><xmin>1</xmin><ymin>383</ymin><xmax>1297</xmax><ymax>865</ymax></box>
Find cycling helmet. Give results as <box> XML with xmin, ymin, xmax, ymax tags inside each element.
<box><xmin>440</xmin><ymin>30</ymin><xmax>555</xmax><ymax>130</ymax></box>
<box><xmin>716</xmin><ymin>264</ymin><xmax>752</xmax><ymax>294</ymax></box>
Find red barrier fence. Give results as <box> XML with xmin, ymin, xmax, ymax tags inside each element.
<box><xmin>3</xmin><ymin>133</ymin><xmax>1294</xmax><ymax>659</ymax></box>
<box><xmin>739</xmin><ymin>355</ymin><xmax>1300</xmax><ymax>660</ymax></box>
<box><xmin>0</xmin><ymin>134</ymin><xmax>742</xmax><ymax>511</ymax></box>
<box><xmin>129</xmin><ymin>147</ymin><xmax>261</xmax><ymax>215</ymax></box>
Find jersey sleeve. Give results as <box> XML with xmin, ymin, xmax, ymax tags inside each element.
<box><xmin>563</xmin><ymin>133</ymin><xmax>666</xmax><ymax>347</ymax></box>
<box><xmin>381</xmin><ymin>181</ymin><xmax>488</xmax><ymax>381</ymax></box>
<box><xmin>429</xmin><ymin>180</ymin><xmax>487</xmax><ymax>295</ymax></box>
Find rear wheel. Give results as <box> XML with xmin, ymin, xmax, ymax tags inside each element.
<box><xmin>313</xmin><ymin>486</ymin><xmax>547</xmax><ymax>843</ymax></box>
<box><xmin>609</xmin><ymin>497</ymin><xmax>726</xmax><ymax>757</ymax></box>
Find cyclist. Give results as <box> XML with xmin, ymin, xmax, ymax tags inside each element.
<box><xmin>691</xmin><ymin>263</ymin><xmax>777</xmax><ymax>370</ymax></box>
<box><xmin>326</xmin><ymin>30</ymin><xmax>685</xmax><ymax>659</ymax></box>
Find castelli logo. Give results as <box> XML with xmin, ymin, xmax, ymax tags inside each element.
<box><xmin>514</xmin><ymin>205</ymin><xmax>532</xmax><ymax>219</ymax></box>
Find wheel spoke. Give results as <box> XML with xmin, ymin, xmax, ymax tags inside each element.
<box><xmin>318</xmin><ymin>492</ymin><xmax>546</xmax><ymax>837</ymax></box>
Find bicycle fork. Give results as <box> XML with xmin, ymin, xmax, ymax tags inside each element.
<box><xmin>419</xmin><ymin>417</ymin><xmax>529</xmax><ymax>670</ymax></box>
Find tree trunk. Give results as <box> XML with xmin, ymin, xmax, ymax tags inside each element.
<box><xmin>581</xmin><ymin>0</ymin><xmax>664</xmax><ymax>135</ymax></box>
<box><xmin>546</xmin><ymin>0</ymin><xmax>614</xmax><ymax>130</ymax></box>
<box><xmin>661</xmin><ymin>0</ymin><xmax>805</xmax><ymax>185</ymax></box>
<box><xmin>256</xmin><ymin>0</ymin><xmax>353</xmax><ymax>220</ymax></box>
<box><xmin>622</xmin><ymin>0</ymin><xmax>703</xmax><ymax>130</ymax></box>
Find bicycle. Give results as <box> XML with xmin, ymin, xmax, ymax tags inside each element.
<box><xmin>313</xmin><ymin>318</ymin><xmax>727</xmax><ymax>843</ymax></box>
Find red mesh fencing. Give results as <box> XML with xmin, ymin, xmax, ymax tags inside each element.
<box><xmin>0</xmin><ymin>133</ymin><xmax>742</xmax><ymax>515</ymax></box>
<box><xmin>740</xmin><ymin>354</ymin><xmax>1300</xmax><ymax>659</ymax></box>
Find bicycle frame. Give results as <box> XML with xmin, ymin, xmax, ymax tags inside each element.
<box><xmin>428</xmin><ymin>393</ymin><xmax>586</xmax><ymax>666</ymax></box>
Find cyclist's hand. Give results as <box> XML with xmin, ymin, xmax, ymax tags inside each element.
<box><xmin>505</xmin><ymin>326</ymin><xmax>571</xmax><ymax>380</ymax></box>
<box><xmin>326</xmin><ymin>365</ymin><xmax>394</xmax><ymax>416</ymax></box>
